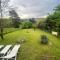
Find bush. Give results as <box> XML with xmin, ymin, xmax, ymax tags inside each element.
<box><xmin>21</xmin><ymin>21</ymin><xmax>33</xmax><ymax>29</ymax></box>
<box><xmin>41</xmin><ymin>35</ymin><xmax>48</xmax><ymax>44</ymax></box>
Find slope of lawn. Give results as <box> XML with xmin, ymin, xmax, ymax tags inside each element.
<box><xmin>3</xmin><ymin>28</ymin><xmax>20</xmax><ymax>34</ymax></box>
<box><xmin>0</xmin><ymin>29</ymin><xmax>60</xmax><ymax>60</ymax></box>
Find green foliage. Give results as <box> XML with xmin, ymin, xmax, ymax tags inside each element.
<box><xmin>41</xmin><ymin>35</ymin><xmax>48</xmax><ymax>44</ymax></box>
<box><xmin>45</xmin><ymin>5</ymin><xmax>60</xmax><ymax>35</ymax></box>
<box><xmin>12</xmin><ymin>18</ymin><xmax>20</xmax><ymax>28</ymax></box>
<box><xmin>21</xmin><ymin>21</ymin><xmax>33</xmax><ymax>29</ymax></box>
<box><xmin>54</xmin><ymin>5</ymin><xmax>60</xmax><ymax>12</ymax></box>
<box><xmin>9</xmin><ymin>9</ymin><xmax>20</xmax><ymax>28</ymax></box>
<box><xmin>37</xmin><ymin>21</ymin><xmax>46</xmax><ymax>30</ymax></box>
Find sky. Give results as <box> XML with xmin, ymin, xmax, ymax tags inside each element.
<box><xmin>9</xmin><ymin>0</ymin><xmax>60</xmax><ymax>19</ymax></box>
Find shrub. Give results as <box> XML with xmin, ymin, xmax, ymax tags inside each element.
<box><xmin>22</xmin><ymin>21</ymin><xmax>32</xmax><ymax>29</ymax></box>
<box><xmin>41</xmin><ymin>35</ymin><xmax>48</xmax><ymax>44</ymax></box>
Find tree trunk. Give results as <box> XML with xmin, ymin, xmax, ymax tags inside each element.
<box><xmin>0</xmin><ymin>28</ymin><xmax>3</xmax><ymax>39</ymax></box>
<box><xmin>0</xmin><ymin>0</ymin><xmax>4</xmax><ymax>39</ymax></box>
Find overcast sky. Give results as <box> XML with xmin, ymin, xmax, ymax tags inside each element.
<box><xmin>10</xmin><ymin>0</ymin><xmax>60</xmax><ymax>19</ymax></box>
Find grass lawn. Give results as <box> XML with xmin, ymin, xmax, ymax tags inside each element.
<box><xmin>3</xmin><ymin>28</ymin><xmax>20</xmax><ymax>34</ymax></box>
<box><xmin>0</xmin><ymin>29</ymin><xmax>60</xmax><ymax>60</ymax></box>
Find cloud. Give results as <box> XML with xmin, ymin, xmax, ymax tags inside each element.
<box><xmin>10</xmin><ymin>0</ymin><xmax>60</xmax><ymax>18</ymax></box>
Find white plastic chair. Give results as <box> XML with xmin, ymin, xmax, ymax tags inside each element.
<box><xmin>0</xmin><ymin>45</ymin><xmax>20</xmax><ymax>60</ymax></box>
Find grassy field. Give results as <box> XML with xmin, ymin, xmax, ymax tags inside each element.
<box><xmin>2</xmin><ymin>28</ymin><xmax>20</xmax><ymax>34</ymax></box>
<box><xmin>0</xmin><ymin>29</ymin><xmax>60</xmax><ymax>60</ymax></box>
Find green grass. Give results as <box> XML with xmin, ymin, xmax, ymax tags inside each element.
<box><xmin>0</xmin><ymin>29</ymin><xmax>60</xmax><ymax>60</ymax></box>
<box><xmin>3</xmin><ymin>28</ymin><xmax>20</xmax><ymax>34</ymax></box>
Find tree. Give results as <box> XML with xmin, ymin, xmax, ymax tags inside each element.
<box><xmin>9</xmin><ymin>9</ymin><xmax>20</xmax><ymax>28</ymax></box>
<box><xmin>45</xmin><ymin>5</ymin><xmax>60</xmax><ymax>35</ymax></box>
<box><xmin>0</xmin><ymin>0</ymin><xmax>10</xmax><ymax>39</ymax></box>
<box><xmin>37</xmin><ymin>21</ymin><xmax>46</xmax><ymax>30</ymax></box>
<box><xmin>54</xmin><ymin>5</ymin><xmax>60</xmax><ymax>12</ymax></box>
<box><xmin>45</xmin><ymin>14</ymin><xmax>57</xmax><ymax>32</ymax></box>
